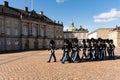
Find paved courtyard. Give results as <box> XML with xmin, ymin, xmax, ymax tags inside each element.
<box><xmin>0</xmin><ymin>49</ymin><xmax>120</xmax><ymax>80</ymax></box>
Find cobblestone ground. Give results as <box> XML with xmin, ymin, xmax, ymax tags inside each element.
<box><xmin>0</xmin><ymin>49</ymin><xmax>120</xmax><ymax>80</ymax></box>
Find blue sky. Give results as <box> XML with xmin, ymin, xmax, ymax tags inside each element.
<box><xmin>0</xmin><ymin>0</ymin><xmax>120</xmax><ymax>32</ymax></box>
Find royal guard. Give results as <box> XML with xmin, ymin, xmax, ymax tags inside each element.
<box><xmin>47</xmin><ymin>40</ymin><xmax>56</xmax><ymax>62</ymax></box>
<box><xmin>61</xmin><ymin>39</ymin><xmax>71</xmax><ymax>64</ymax></box>
<box><xmin>71</xmin><ymin>38</ymin><xmax>81</xmax><ymax>62</ymax></box>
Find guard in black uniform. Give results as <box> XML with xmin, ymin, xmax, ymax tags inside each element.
<box><xmin>47</xmin><ymin>40</ymin><xmax>56</xmax><ymax>62</ymax></box>
<box><xmin>87</xmin><ymin>39</ymin><xmax>92</xmax><ymax>60</ymax></box>
<box><xmin>110</xmin><ymin>40</ymin><xmax>115</xmax><ymax>59</ymax></box>
<box><xmin>71</xmin><ymin>38</ymin><xmax>81</xmax><ymax>62</ymax></box>
<box><xmin>61</xmin><ymin>39</ymin><xmax>71</xmax><ymax>64</ymax></box>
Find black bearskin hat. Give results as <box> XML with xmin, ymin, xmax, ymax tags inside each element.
<box><xmin>64</xmin><ymin>39</ymin><xmax>69</xmax><ymax>44</ymax></box>
<box><xmin>49</xmin><ymin>40</ymin><xmax>55</xmax><ymax>45</ymax></box>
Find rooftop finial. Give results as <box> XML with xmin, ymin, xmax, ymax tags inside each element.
<box><xmin>4</xmin><ymin>1</ymin><xmax>9</xmax><ymax>7</ymax></box>
<box><xmin>71</xmin><ymin>22</ymin><xmax>74</xmax><ymax>27</ymax></box>
<box><xmin>40</xmin><ymin>11</ymin><xmax>44</xmax><ymax>15</ymax></box>
<box><xmin>24</xmin><ymin>7</ymin><xmax>28</xmax><ymax>12</ymax></box>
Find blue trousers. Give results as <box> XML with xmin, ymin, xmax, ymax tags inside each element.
<box><xmin>111</xmin><ymin>49</ymin><xmax>115</xmax><ymax>59</ymax></box>
<box><xmin>62</xmin><ymin>52</ymin><xmax>71</xmax><ymax>63</ymax></box>
<box><xmin>100</xmin><ymin>49</ymin><xmax>105</xmax><ymax>60</ymax></box>
<box><xmin>92</xmin><ymin>50</ymin><xmax>95</xmax><ymax>60</ymax></box>
<box><xmin>72</xmin><ymin>51</ymin><xmax>80</xmax><ymax>62</ymax></box>
<box><xmin>107</xmin><ymin>49</ymin><xmax>111</xmax><ymax>59</ymax></box>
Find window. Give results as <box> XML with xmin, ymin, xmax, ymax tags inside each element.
<box><xmin>83</xmin><ymin>33</ymin><xmax>86</xmax><ymax>38</ymax></box>
<box><xmin>81</xmin><ymin>33</ymin><xmax>83</xmax><ymax>38</ymax></box>
<box><xmin>23</xmin><ymin>26</ymin><xmax>28</xmax><ymax>36</ymax></box>
<box><xmin>69</xmin><ymin>34</ymin><xmax>72</xmax><ymax>38</ymax></box>
<box><xmin>60</xmin><ymin>35</ymin><xmax>62</xmax><ymax>38</ymax></box>
<box><xmin>40</xmin><ymin>28</ymin><xmax>44</xmax><ymax>37</ymax></box>
<box><xmin>14</xmin><ymin>28</ymin><xmax>19</xmax><ymax>36</ymax></box>
<box><xmin>74</xmin><ymin>33</ymin><xmax>78</xmax><ymax>38</ymax></box>
<box><xmin>55</xmin><ymin>41</ymin><xmax>58</xmax><ymax>45</ymax></box>
<box><xmin>15</xmin><ymin>40</ymin><xmax>19</xmax><ymax>45</ymax></box>
<box><xmin>64</xmin><ymin>34</ymin><xmax>66</xmax><ymax>38</ymax></box>
<box><xmin>14</xmin><ymin>21</ymin><xmax>19</xmax><ymax>25</ymax></box>
<box><xmin>5</xmin><ymin>20</ymin><xmax>10</xmax><ymax>24</ymax></box>
<box><xmin>7</xmin><ymin>40</ymin><xmax>11</xmax><ymax>45</ymax></box>
<box><xmin>6</xmin><ymin>27</ymin><xmax>11</xmax><ymax>35</ymax></box>
<box><xmin>60</xmin><ymin>41</ymin><xmax>63</xmax><ymax>45</ymax></box>
<box><xmin>85</xmin><ymin>33</ymin><xmax>88</xmax><ymax>38</ymax></box>
<box><xmin>32</xmin><ymin>27</ymin><xmax>37</xmax><ymax>37</ymax></box>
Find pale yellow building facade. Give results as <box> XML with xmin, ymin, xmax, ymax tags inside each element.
<box><xmin>109</xmin><ymin>26</ymin><xmax>120</xmax><ymax>48</ymax></box>
<box><xmin>88</xmin><ymin>26</ymin><xmax>120</xmax><ymax>48</ymax></box>
<box><xmin>0</xmin><ymin>1</ymin><xmax>64</xmax><ymax>52</ymax></box>
<box><xmin>64</xmin><ymin>22</ymin><xmax>89</xmax><ymax>44</ymax></box>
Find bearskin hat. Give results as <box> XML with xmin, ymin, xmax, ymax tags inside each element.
<box><xmin>50</xmin><ymin>40</ymin><xmax>55</xmax><ymax>45</ymax></box>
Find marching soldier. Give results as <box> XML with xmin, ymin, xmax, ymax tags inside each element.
<box><xmin>47</xmin><ymin>40</ymin><xmax>56</xmax><ymax>62</ymax></box>
<box><xmin>61</xmin><ymin>39</ymin><xmax>71</xmax><ymax>64</ymax></box>
<box><xmin>91</xmin><ymin>38</ymin><xmax>96</xmax><ymax>61</ymax></box>
<box><xmin>86</xmin><ymin>39</ymin><xmax>92</xmax><ymax>60</ymax></box>
<box><xmin>110</xmin><ymin>40</ymin><xmax>115</xmax><ymax>59</ymax></box>
<box><xmin>82</xmin><ymin>39</ymin><xmax>87</xmax><ymax>60</ymax></box>
<box><xmin>106</xmin><ymin>39</ymin><xmax>111</xmax><ymax>59</ymax></box>
<box><xmin>71</xmin><ymin>38</ymin><xmax>81</xmax><ymax>62</ymax></box>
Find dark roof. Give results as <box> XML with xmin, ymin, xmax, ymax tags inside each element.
<box><xmin>0</xmin><ymin>2</ymin><xmax>63</xmax><ymax>26</ymax></box>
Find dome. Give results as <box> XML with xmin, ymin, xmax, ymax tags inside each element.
<box><xmin>68</xmin><ymin>22</ymin><xmax>77</xmax><ymax>31</ymax></box>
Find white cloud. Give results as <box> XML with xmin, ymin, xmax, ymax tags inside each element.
<box><xmin>94</xmin><ymin>8</ymin><xmax>120</xmax><ymax>23</ymax></box>
<box><xmin>56</xmin><ymin>0</ymin><xmax>64</xmax><ymax>3</ymax></box>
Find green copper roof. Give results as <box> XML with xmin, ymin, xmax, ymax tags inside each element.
<box><xmin>68</xmin><ymin>22</ymin><xmax>77</xmax><ymax>31</ymax></box>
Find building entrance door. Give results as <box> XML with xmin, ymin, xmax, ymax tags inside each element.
<box><xmin>34</xmin><ymin>39</ymin><xmax>38</xmax><ymax>49</ymax></box>
<box><xmin>25</xmin><ymin>39</ymin><xmax>29</xmax><ymax>50</ymax></box>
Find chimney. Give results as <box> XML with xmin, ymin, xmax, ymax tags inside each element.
<box><xmin>61</xmin><ymin>22</ymin><xmax>63</xmax><ymax>25</ymax></box>
<box><xmin>54</xmin><ymin>20</ymin><xmax>56</xmax><ymax>23</ymax></box>
<box><xmin>80</xmin><ymin>25</ymin><xmax>82</xmax><ymax>29</ymax></box>
<box><xmin>24</xmin><ymin>7</ymin><xmax>28</xmax><ymax>12</ymax></box>
<box><xmin>116</xmin><ymin>25</ymin><xmax>118</xmax><ymax>28</ymax></box>
<box><xmin>4</xmin><ymin>1</ymin><xmax>9</xmax><ymax>7</ymax></box>
<box><xmin>40</xmin><ymin>11</ymin><xmax>44</xmax><ymax>15</ymax></box>
<box><xmin>58</xmin><ymin>21</ymin><xmax>59</xmax><ymax>24</ymax></box>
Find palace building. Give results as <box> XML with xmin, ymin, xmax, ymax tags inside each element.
<box><xmin>0</xmin><ymin>1</ymin><xmax>64</xmax><ymax>51</ymax></box>
<box><xmin>64</xmin><ymin>22</ymin><xmax>89</xmax><ymax>45</ymax></box>
<box><xmin>88</xmin><ymin>25</ymin><xmax>120</xmax><ymax>48</ymax></box>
